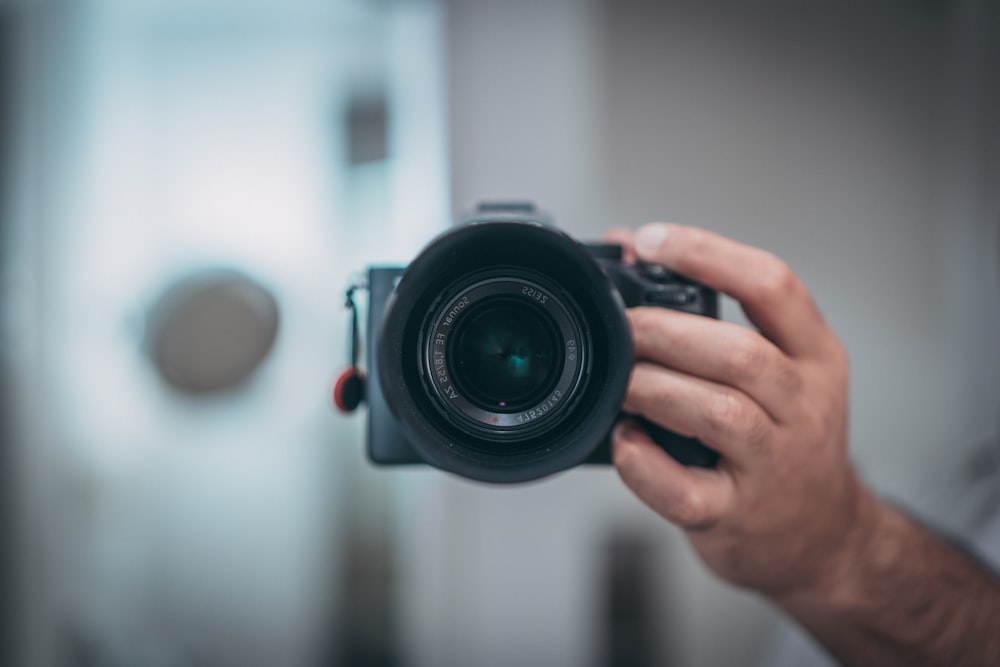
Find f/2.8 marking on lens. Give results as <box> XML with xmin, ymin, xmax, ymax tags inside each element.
<box><xmin>521</xmin><ymin>286</ymin><xmax>548</xmax><ymax>304</ymax></box>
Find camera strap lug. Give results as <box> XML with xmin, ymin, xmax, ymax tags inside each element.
<box><xmin>333</xmin><ymin>277</ymin><xmax>367</xmax><ymax>413</ymax></box>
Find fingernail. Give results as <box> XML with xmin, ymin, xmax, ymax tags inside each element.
<box><xmin>613</xmin><ymin>420</ymin><xmax>636</xmax><ymax>442</ymax></box>
<box><xmin>634</xmin><ymin>224</ymin><xmax>670</xmax><ymax>259</ymax></box>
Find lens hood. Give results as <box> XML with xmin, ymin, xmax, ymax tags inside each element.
<box><xmin>377</xmin><ymin>220</ymin><xmax>633</xmax><ymax>483</ymax></box>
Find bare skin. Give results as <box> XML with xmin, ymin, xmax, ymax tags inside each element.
<box><xmin>609</xmin><ymin>223</ymin><xmax>1000</xmax><ymax>666</ymax></box>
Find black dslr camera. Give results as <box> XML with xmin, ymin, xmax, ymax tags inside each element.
<box><xmin>356</xmin><ymin>203</ymin><xmax>719</xmax><ymax>483</ymax></box>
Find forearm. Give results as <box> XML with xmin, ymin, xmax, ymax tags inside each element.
<box><xmin>773</xmin><ymin>491</ymin><xmax>1000</xmax><ymax>667</ymax></box>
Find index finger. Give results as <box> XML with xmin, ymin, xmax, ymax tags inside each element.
<box><xmin>634</xmin><ymin>223</ymin><xmax>838</xmax><ymax>359</ymax></box>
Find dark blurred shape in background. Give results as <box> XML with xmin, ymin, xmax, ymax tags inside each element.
<box><xmin>1</xmin><ymin>0</ymin><xmax>998</xmax><ymax>666</ymax></box>
<box><xmin>147</xmin><ymin>270</ymin><xmax>279</xmax><ymax>395</ymax></box>
<box><xmin>346</xmin><ymin>92</ymin><xmax>390</xmax><ymax>167</ymax></box>
<box><xmin>329</xmin><ymin>507</ymin><xmax>399</xmax><ymax>667</ymax></box>
<box><xmin>602</xmin><ymin>532</ymin><xmax>667</xmax><ymax>667</ymax></box>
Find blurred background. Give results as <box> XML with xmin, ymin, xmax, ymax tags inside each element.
<box><xmin>2</xmin><ymin>0</ymin><xmax>999</xmax><ymax>665</ymax></box>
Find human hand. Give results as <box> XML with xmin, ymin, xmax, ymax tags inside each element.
<box><xmin>611</xmin><ymin>223</ymin><xmax>876</xmax><ymax>599</ymax></box>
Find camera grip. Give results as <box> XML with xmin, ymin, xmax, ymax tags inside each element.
<box><xmin>640</xmin><ymin>418</ymin><xmax>719</xmax><ymax>468</ymax></box>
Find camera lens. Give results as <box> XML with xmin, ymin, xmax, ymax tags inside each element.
<box><xmin>450</xmin><ymin>299</ymin><xmax>563</xmax><ymax>412</ymax></box>
<box><xmin>422</xmin><ymin>275</ymin><xmax>586</xmax><ymax>442</ymax></box>
<box><xmin>377</xmin><ymin>220</ymin><xmax>635</xmax><ymax>483</ymax></box>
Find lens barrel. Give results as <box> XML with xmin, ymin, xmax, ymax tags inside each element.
<box><xmin>377</xmin><ymin>219</ymin><xmax>633</xmax><ymax>483</ymax></box>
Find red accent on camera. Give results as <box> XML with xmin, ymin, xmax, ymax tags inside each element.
<box><xmin>333</xmin><ymin>367</ymin><xmax>365</xmax><ymax>413</ymax></box>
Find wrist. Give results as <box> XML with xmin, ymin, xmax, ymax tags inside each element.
<box><xmin>772</xmin><ymin>476</ymin><xmax>891</xmax><ymax>614</ymax></box>
<box><xmin>767</xmin><ymin>480</ymin><xmax>1000</xmax><ymax>665</ymax></box>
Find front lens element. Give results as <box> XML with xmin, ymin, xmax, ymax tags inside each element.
<box><xmin>422</xmin><ymin>275</ymin><xmax>587</xmax><ymax>442</ymax></box>
<box><xmin>451</xmin><ymin>299</ymin><xmax>562</xmax><ymax>412</ymax></box>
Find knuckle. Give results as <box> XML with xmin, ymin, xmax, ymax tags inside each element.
<box><xmin>723</xmin><ymin>336</ymin><xmax>768</xmax><ymax>382</ymax></box>
<box><xmin>744</xmin><ymin>409</ymin><xmax>772</xmax><ymax>454</ymax></box>
<box><xmin>667</xmin><ymin>488</ymin><xmax>708</xmax><ymax>528</ymax></box>
<box><xmin>817</xmin><ymin>339</ymin><xmax>851</xmax><ymax>391</ymax></box>
<box><xmin>775</xmin><ymin>360</ymin><xmax>804</xmax><ymax>396</ymax></box>
<box><xmin>705</xmin><ymin>390</ymin><xmax>744</xmax><ymax>434</ymax></box>
<box><xmin>705</xmin><ymin>390</ymin><xmax>771</xmax><ymax>449</ymax></box>
<box><xmin>756</xmin><ymin>255</ymin><xmax>800</xmax><ymax>300</ymax></box>
<box><xmin>805</xmin><ymin>404</ymin><xmax>842</xmax><ymax>443</ymax></box>
<box><xmin>724</xmin><ymin>331</ymin><xmax>805</xmax><ymax>399</ymax></box>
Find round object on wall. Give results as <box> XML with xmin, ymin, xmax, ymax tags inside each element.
<box><xmin>147</xmin><ymin>270</ymin><xmax>280</xmax><ymax>394</ymax></box>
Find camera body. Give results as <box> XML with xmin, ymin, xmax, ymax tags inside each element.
<box><xmin>364</xmin><ymin>204</ymin><xmax>719</xmax><ymax>483</ymax></box>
